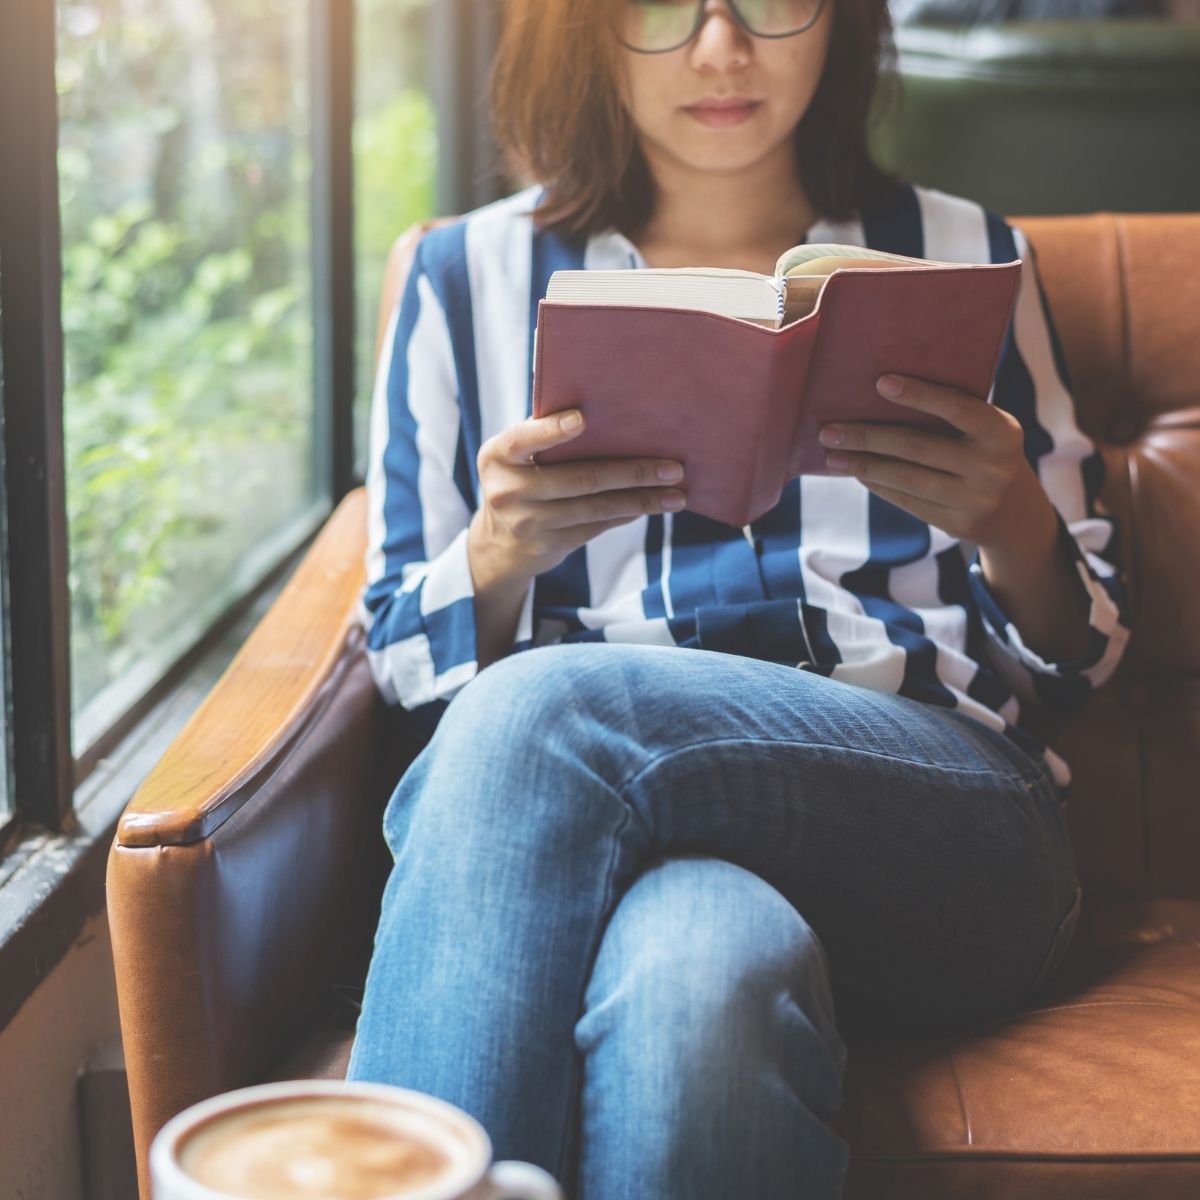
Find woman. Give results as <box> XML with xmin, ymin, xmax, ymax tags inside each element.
<box><xmin>347</xmin><ymin>1</ymin><xmax>1130</xmax><ymax>1197</ymax></box>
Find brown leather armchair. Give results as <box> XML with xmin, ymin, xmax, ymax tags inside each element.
<box><xmin>108</xmin><ymin>212</ymin><xmax>1200</xmax><ymax>1199</ymax></box>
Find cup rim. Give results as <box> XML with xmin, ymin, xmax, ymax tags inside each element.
<box><xmin>149</xmin><ymin>1079</ymin><xmax>493</xmax><ymax>1200</ymax></box>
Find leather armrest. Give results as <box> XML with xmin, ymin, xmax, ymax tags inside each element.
<box><xmin>106</xmin><ymin>489</ymin><xmax>421</xmax><ymax>1197</ymax></box>
<box><xmin>114</xmin><ymin>489</ymin><xmax>372</xmax><ymax>848</ymax></box>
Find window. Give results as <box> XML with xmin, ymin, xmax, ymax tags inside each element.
<box><xmin>58</xmin><ymin>0</ymin><xmax>320</xmax><ymax>752</ymax></box>
<box><xmin>0</xmin><ymin>0</ymin><xmax>500</xmax><ymax>858</ymax></box>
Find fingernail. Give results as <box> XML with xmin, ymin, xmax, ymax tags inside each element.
<box><xmin>819</xmin><ymin>424</ymin><xmax>845</xmax><ymax>447</ymax></box>
<box><xmin>657</xmin><ymin>462</ymin><xmax>684</xmax><ymax>482</ymax></box>
<box><xmin>661</xmin><ymin>492</ymin><xmax>686</xmax><ymax>511</ymax></box>
<box><xmin>877</xmin><ymin>374</ymin><xmax>903</xmax><ymax>398</ymax></box>
<box><xmin>559</xmin><ymin>411</ymin><xmax>583</xmax><ymax>432</ymax></box>
<box><xmin>826</xmin><ymin>451</ymin><xmax>852</xmax><ymax>472</ymax></box>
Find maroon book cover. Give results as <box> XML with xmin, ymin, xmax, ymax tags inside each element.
<box><xmin>532</xmin><ymin>259</ymin><xmax>1022</xmax><ymax>527</ymax></box>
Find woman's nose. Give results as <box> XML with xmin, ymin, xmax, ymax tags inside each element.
<box><xmin>691</xmin><ymin>0</ymin><xmax>753</xmax><ymax>63</ymax></box>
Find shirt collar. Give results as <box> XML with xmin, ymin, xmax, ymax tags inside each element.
<box><xmin>589</xmin><ymin>218</ymin><xmax>831</xmax><ymax>273</ymax></box>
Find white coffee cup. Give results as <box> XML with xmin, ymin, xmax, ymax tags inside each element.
<box><xmin>150</xmin><ymin>1080</ymin><xmax>564</xmax><ymax>1200</ymax></box>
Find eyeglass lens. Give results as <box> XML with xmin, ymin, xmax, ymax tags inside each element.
<box><xmin>619</xmin><ymin>0</ymin><xmax>824</xmax><ymax>53</ymax></box>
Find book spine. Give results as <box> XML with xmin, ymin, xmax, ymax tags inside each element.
<box><xmin>982</xmin><ymin>264</ymin><xmax>1022</xmax><ymax>401</ymax></box>
<box><xmin>532</xmin><ymin>300</ymin><xmax>547</xmax><ymax>419</ymax></box>
<box><xmin>531</xmin><ymin>300</ymin><xmax>547</xmax><ymax>466</ymax></box>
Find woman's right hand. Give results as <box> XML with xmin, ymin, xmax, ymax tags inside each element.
<box><xmin>467</xmin><ymin>409</ymin><xmax>688</xmax><ymax>592</ymax></box>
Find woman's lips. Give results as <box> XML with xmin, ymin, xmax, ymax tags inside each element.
<box><xmin>684</xmin><ymin>100</ymin><xmax>762</xmax><ymax>127</ymax></box>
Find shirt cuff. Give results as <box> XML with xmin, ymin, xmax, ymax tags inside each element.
<box><xmin>363</xmin><ymin>529</ymin><xmax>538</xmax><ymax>709</ymax></box>
<box><xmin>966</xmin><ymin>509</ymin><xmax>1129</xmax><ymax>688</ymax></box>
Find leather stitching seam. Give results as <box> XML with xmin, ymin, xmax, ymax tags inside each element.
<box><xmin>943</xmin><ymin>1042</ymin><xmax>973</xmax><ymax>1146</ymax></box>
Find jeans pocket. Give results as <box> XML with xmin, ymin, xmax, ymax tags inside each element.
<box><xmin>1013</xmin><ymin>883</ymin><xmax>1082</xmax><ymax>1011</ymax></box>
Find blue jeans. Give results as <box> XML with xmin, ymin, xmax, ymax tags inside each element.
<box><xmin>347</xmin><ymin>643</ymin><xmax>1081</xmax><ymax>1199</ymax></box>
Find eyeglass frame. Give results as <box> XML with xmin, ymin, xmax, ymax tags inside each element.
<box><xmin>615</xmin><ymin>0</ymin><xmax>829</xmax><ymax>55</ymax></box>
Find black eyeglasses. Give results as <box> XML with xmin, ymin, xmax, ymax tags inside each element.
<box><xmin>616</xmin><ymin>0</ymin><xmax>827</xmax><ymax>54</ymax></box>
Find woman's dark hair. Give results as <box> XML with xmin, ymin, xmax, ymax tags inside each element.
<box><xmin>489</xmin><ymin>0</ymin><xmax>902</xmax><ymax>240</ymax></box>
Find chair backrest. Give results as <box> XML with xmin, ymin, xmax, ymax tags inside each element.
<box><xmin>871</xmin><ymin>23</ymin><xmax>1200</xmax><ymax>215</ymax></box>
<box><xmin>1014</xmin><ymin>213</ymin><xmax>1200</xmax><ymax>901</ymax></box>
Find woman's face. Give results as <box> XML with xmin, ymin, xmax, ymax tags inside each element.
<box><xmin>612</xmin><ymin>0</ymin><xmax>834</xmax><ymax>180</ymax></box>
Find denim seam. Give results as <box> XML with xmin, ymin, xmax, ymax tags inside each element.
<box><xmin>554</xmin><ymin>795</ymin><xmax>639</xmax><ymax>1188</ymax></box>
<box><xmin>1010</xmin><ymin>883</ymin><xmax>1083</xmax><ymax>1012</ymax></box>
<box><xmin>614</xmin><ymin>735</ymin><xmax>1031</xmax><ymax>798</ymax></box>
<box><xmin>920</xmin><ymin>706</ymin><xmax>1052</xmax><ymax>791</ymax></box>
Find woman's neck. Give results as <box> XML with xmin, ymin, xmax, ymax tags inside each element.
<box><xmin>630</xmin><ymin>144</ymin><xmax>819</xmax><ymax>272</ymax></box>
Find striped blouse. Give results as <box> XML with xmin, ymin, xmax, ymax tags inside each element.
<box><xmin>360</xmin><ymin>179</ymin><xmax>1130</xmax><ymax>788</ymax></box>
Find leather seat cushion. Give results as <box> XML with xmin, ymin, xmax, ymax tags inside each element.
<box><xmin>837</xmin><ymin>898</ymin><xmax>1200</xmax><ymax>1197</ymax></box>
<box><xmin>269</xmin><ymin>899</ymin><xmax>1200</xmax><ymax>1190</ymax></box>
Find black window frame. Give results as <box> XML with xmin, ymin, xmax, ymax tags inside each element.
<box><xmin>0</xmin><ymin>0</ymin><xmax>73</xmax><ymax>841</ymax></box>
<box><xmin>0</xmin><ymin>0</ymin><xmax>503</xmax><ymax>848</ymax></box>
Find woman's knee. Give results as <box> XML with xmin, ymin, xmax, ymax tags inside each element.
<box><xmin>396</xmin><ymin>647</ymin><xmax>603</xmax><ymax>803</ymax></box>
<box><xmin>409</xmin><ymin>642</ymin><xmax>677</xmax><ymax>797</ymax></box>
<box><xmin>577</xmin><ymin>855</ymin><xmax>847</xmax><ymax>1086</ymax></box>
<box><xmin>431</xmin><ymin>644</ymin><xmax>635</xmax><ymax>747</ymax></box>
<box><xmin>382</xmin><ymin>645</ymin><xmax>651</xmax><ymax>851</ymax></box>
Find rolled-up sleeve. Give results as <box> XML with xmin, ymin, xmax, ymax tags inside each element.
<box><xmin>359</xmin><ymin>237</ymin><xmax>498</xmax><ymax>708</ymax></box>
<box><xmin>967</xmin><ymin>222</ymin><xmax>1131</xmax><ymax>713</ymax></box>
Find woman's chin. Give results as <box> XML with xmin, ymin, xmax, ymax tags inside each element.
<box><xmin>675</xmin><ymin>145</ymin><xmax>779</xmax><ymax>176</ymax></box>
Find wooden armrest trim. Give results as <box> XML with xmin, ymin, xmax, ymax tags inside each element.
<box><xmin>117</xmin><ymin>488</ymin><xmax>370</xmax><ymax>848</ymax></box>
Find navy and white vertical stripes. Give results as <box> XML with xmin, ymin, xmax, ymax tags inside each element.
<box><xmin>360</xmin><ymin>180</ymin><xmax>1130</xmax><ymax>786</ymax></box>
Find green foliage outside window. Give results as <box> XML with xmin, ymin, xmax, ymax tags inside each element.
<box><xmin>60</xmin><ymin>189</ymin><xmax>310</xmax><ymax>653</ymax></box>
<box><xmin>58</xmin><ymin>1</ymin><xmax>317</xmax><ymax>714</ymax></box>
<box><xmin>56</xmin><ymin>0</ymin><xmax>436</xmax><ymax>719</ymax></box>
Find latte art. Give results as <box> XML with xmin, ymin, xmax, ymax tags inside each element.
<box><xmin>178</xmin><ymin>1097</ymin><xmax>456</xmax><ymax>1200</ymax></box>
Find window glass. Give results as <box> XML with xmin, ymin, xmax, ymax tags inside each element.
<box><xmin>354</xmin><ymin>0</ymin><xmax>437</xmax><ymax>476</ymax></box>
<box><xmin>57</xmin><ymin>0</ymin><xmax>317</xmax><ymax>751</ymax></box>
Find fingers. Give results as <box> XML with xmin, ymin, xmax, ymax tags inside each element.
<box><xmin>819</xmin><ymin>422</ymin><xmax>965</xmax><ymax>476</ymax></box>
<box><xmin>481</xmin><ymin>412</ymin><xmax>687</xmax><ymax>519</ymax></box>
<box><xmin>484</xmin><ymin>452</ymin><xmax>687</xmax><ymax>517</ymax></box>
<box><xmin>488</xmin><ymin>410</ymin><xmax>588</xmax><ymax>466</ymax></box>
<box><xmin>826</xmin><ymin>449</ymin><xmax>957</xmax><ymax>504</ymax></box>
<box><xmin>477</xmin><ymin>414</ymin><xmax>687</xmax><ymax>576</ymax></box>
<box><xmin>874</xmin><ymin>374</ymin><xmax>996</xmax><ymax>441</ymax></box>
<box><xmin>526</xmin><ymin>456</ymin><xmax>685</xmax><ymax>501</ymax></box>
<box><xmin>536</xmin><ymin>485</ymin><xmax>687</xmax><ymax>531</ymax></box>
<box><xmin>486</xmin><ymin>413</ymin><xmax>686</xmax><ymax>496</ymax></box>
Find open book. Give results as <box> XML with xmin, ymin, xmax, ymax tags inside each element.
<box><xmin>531</xmin><ymin>244</ymin><xmax>1022</xmax><ymax>526</ymax></box>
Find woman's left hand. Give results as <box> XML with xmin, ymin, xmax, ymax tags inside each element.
<box><xmin>817</xmin><ymin>372</ymin><xmax>1055</xmax><ymax>553</ymax></box>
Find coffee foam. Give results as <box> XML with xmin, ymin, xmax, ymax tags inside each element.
<box><xmin>177</xmin><ymin>1096</ymin><xmax>467</xmax><ymax>1199</ymax></box>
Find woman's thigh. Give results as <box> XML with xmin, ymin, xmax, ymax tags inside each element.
<box><xmin>425</xmin><ymin>641</ymin><xmax>1080</xmax><ymax>1035</ymax></box>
